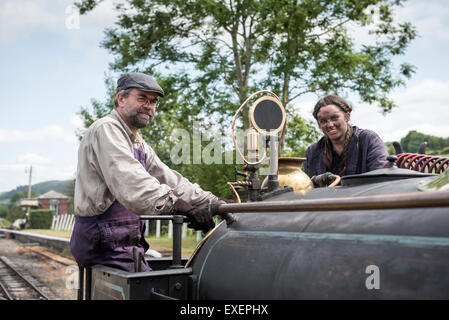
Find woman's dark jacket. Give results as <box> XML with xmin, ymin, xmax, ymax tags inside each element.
<box><xmin>303</xmin><ymin>126</ymin><xmax>388</xmax><ymax>177</ymax></box>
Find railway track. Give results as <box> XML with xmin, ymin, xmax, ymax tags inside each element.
<box><xmin>0</xmin><ymin>256</ymin><xmax>49</xmax><ymax>300</ymax></box>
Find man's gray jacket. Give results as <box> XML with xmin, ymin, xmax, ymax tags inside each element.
<box><xmin>74</xmin><ymin>109</ymin><xmax>216</xmax><ymax>217</ymax></box>
<box><xmin>303</xmin><ymin>126</ymin><xmax>388</xmax><ymax>178</ymax></box>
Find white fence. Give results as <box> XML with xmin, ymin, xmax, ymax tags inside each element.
<box><xmin>51</xmin><ymin>214</ymin><xmax>75</xmax><ymax>231</ymax></box>
<box><xmin>150</xmin><ymin>220</ymin><xmax>203</xmax><ymax>241</ymax></box>
<box><xmin>50</xmin><ymin>214</ymin><xmax>203</xmax><ymax>240</ymax></box>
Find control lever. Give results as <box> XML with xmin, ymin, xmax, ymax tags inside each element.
<box><xmin>212</xmin><ymin>200</ymin><xmax>237</xmax><ymax>226</ymax></box>
<box><xmin>133</xmin><ymin>246</ymin><xmax>143</xmax><ymax>272</ymax></box>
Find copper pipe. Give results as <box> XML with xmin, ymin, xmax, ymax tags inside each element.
<box><xmin>217</xmin><ymin>190</ymin><xmax>449</xmax><ymax>213</ymax></box>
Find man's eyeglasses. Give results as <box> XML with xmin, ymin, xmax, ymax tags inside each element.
<box><xmin>129</xmin><ymin>93</ymin><xmax>159</xmax><ymax>107</ymax></box>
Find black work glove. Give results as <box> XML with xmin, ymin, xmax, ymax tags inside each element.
<box><xmin>173</xmin><ymin>199</ymin><xmax>215</xmax><ymax>233</ymax></box>
<box><xmin>311</xmin><ymin>172</ymin><xmax>338</xmax><ymax>188</ymax></box>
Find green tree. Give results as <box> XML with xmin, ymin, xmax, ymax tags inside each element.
<box><xmin>284</xmin><ymin>115</ymin><xmax>321</xmax><ymax>157</ymax></box>
<box><xmin>400</xmin><ymin>130</ymin><xmax>449</xmax><ymax>155</ymax></box>
<box><xmin>0</xmin><ymin>205</ymin><xmax>8</xmax><ymax>219</ymax></box>
<box><xmin>6</xmin><ymin>205</ymin><xmax>26</xmax><ymax>223</ymax></box>
<box><xmin>76</xmin><ymin>0</ymin><xmax>416</xmax><ymax>115</ymax></box>
<box><xmin>74</xmin><ymin>0</ymin><xmax>417</xmax><ymax>195</ymax></box>
<box><xmin>10</xmin><ymin>191</ymin><xmax>26</xmax><ymax>204</ymax></box>
<box><xmin>384</xmin><ymin>141</ymin><xmax>395</xmax><ymax>155</ymax></box>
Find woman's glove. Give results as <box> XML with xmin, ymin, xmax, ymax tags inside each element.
<box><xmin>311</xmin><ymin>172</ymin><xmax>339</xmax><ymax>187</ymax></box>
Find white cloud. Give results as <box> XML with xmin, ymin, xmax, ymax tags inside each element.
<box><xmin>80</xmin><ymin>0</ymin><xmax>119</xmax><ymax>27</ymax></box>
<box><xmin>0</xmin><ymin>0</ymin><xmax>119</xmax><ymax>43</ymax></box>
<box><xmin>70</xmin><ymin>113</ymin><xmax>84</xmax><ymax>128</ymax></box>
<box><xmin>0</xmin><ymin>125</ymin><xmax>77</xmax><ymax>143</ymax></box>
<box><xmin>345</xmin><ymin>0</ymin><xmax>449</xmax><ymax>49</ymax></box>
<box><xmin>0</xmin><ymin>163</ymin><xmax>76</xmax><ymax>192</ymax></box>
<box><xmin>0</xmin><ymin>164</ymin><xmax>30</xmax><ymax>191</ymax></box>
<box><xmin>396</xmin><ymin>0</ymin><xmax>449</xmax><ymax>41</ymax></box>
<box><xmin>351</xmin><ymin>79</ymin><xmax>449</xmax><ymax>142</ymax></box>
<box><xmin>0</xmin><ymin>114</ymin><xmax>81</xmax><ymax>191</ymax></box>
<box><xmin>0</xmin><ymin>1</ymin><xmax>59</xmax><ymax>42</ymax></box>
<box><xmin>31</xmin><ymin>163</ymin><xmax>76</xmax><ymax>184</ymax></box>
<box><xmin>17</xmin><ymin>153</ymin><xmax>53</xmax><ymax>165</ymax></box>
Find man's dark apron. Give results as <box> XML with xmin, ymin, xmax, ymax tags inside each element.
<box><xmin>70</xmin><ymin>146</ymin><xmax>151</xmax><ymax>272</ymax></box>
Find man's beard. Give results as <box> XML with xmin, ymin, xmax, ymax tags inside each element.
<box><xmin>129</xmin><ymin>108</ymin><xmax>154</xmax><ymax>129</ymax></box>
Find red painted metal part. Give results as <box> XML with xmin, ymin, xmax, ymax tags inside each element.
<box><xmin>392</xmin><ymin>153</ymin><xmax>449</xmax><ymax>173</ymax></box>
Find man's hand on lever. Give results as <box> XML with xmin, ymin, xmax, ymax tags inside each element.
<box><xmin>174</xmin><ymin>198</ymin><xmax>236</xmax><ymax>233</ymax></box>
<box><xmin>213</xmin><ymin>198</ymin><xmax>236</xmax><ymax>225</ymax></box>
<box><xmin>173</xmin><ymin>199</ymin><xmax>215</xmax><ymax>233</ymax></box>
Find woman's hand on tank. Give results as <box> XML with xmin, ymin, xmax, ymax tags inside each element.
<box><xmin>311</xmin><ymin>172</ymin><xmax>339</xmax><ymax>187</ymax></box>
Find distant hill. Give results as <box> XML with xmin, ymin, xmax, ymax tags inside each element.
<box><xmin>0</xmin><ymin>180</ymin><xmax>74</xmax><ymax>201</ymax></box>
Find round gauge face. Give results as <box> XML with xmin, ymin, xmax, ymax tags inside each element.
<box><xmin>250</xmin><ymin>96</ymin><xmax>286</xmax><ymax>135</ymax></box>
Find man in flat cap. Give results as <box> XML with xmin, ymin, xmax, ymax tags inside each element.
<box><xmin>70</xmin><ymin>72</ymin><xmax>222</xmax><ymax>272</ymax></box>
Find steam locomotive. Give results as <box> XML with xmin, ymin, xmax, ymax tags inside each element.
<box><xmin>78</xmin><ymin>93</ymin><xmax>449</xmax><ymax>300</ymax></box>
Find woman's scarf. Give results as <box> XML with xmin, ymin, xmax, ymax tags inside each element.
<box><xmin>323</xmin><ymin>125</ymin><xmax>354</xmax><ymax>176</ymax></box>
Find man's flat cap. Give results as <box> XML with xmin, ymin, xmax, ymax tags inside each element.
<box><xmin>117</xmin><ymin>72</ymin><xmax>165</xmax><ymax>97</ymax></box>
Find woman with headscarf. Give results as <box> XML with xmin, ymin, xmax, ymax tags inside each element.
<box><xmin>303</xmin><ymin>95</ymin><xmax>388</xmax><ymax>187</ymax></box>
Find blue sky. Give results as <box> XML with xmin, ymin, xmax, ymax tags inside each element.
<box><xmin>1</xmin><ymin>0</ymin><xmax>449</xmax><ymax>192</ymax></box>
